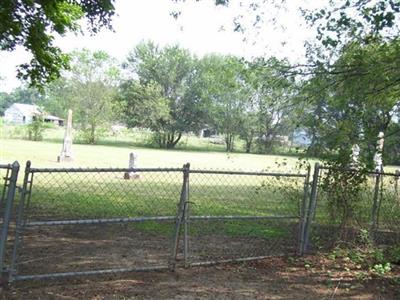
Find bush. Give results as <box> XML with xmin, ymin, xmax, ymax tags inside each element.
<box><xmin>27</xmin><ymin>114</ymin><xmax>46</xmax><ymax>141</ymax></box>
<box><xmin>76</xmin><ymin>126</ymin><xmax>108</xmax><ymax>144</ymax></box>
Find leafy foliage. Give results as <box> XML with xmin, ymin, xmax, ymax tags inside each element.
<box><xmin>46</xmin><ymin>49</ymin><xmax>120</xmax><ymax>144</ymax></box>
<box><xmin>303</xmin><ymin>0</ymin><xmax>400</xmax><ymax>49</ymax></box>
<box><xmin>298</xmin><ymin>40</ymin><xmax>400</xmax><ymax>168</ymax></box>
<box><xmin>0</xmin><ymin>0</ymin><xmax>115</xmax><ymax>88</ymax></box>
<box><xmin>27</xmin><ymin>113</ymin><xmax>46</xmax><ymax>141</ymax></box>
<box><xmin>119</xmin><ymin>42</ymin><xmax>205</xmax><ymax>149</ymax></box>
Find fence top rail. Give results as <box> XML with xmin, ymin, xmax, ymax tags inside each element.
<box><xmin>0</xmin><ymin>164</ymin><xmax>11</xmax><ymax>169</ymax></box>
<box><xmin>319</xmin><ymin>166</ymin><xmax>400</xmax><ymax>177</ymax></box>
<box><xmin>28</xmin><ymin>166</ymin><xmax>308</xmax><ymax>177</ymax></box>
<box><xmin>189</xmin><ymin>169</ymin><xmax>307</xmax><ymax>177</ymax></box>
<box><xmin>29</xmin><ymin>167</ymin><xmax>185</xmax><ymax>173</ymax></box>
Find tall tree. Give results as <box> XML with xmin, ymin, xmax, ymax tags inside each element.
<box><xmin>299</xmin><ymin>40</ymin><xmax>400</xmax><ymax>168</ymax></box>
<box><xmin>249</xmin><ymin>58</ymin><xmax>297</xmax><ymax>154</ymax></box>
<box><xmin>47</xmin><ymin>49</ymin><xmax>120</xmax><ymax>144</ymax></box>
<box><xmin>197</xmin><ymin>54</ymin><xmax>248</xmax><ymax>152</ymax></box>
<box><xmin>120</xmin><ymin>42</ymin><xmax>205</xmax><ymax>149</ymax></box>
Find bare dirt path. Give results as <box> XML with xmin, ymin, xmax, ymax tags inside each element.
<box><xmin>2</xmin><ymin>256</ymin><xmax>399</xmax><ymax>300</ymax></box>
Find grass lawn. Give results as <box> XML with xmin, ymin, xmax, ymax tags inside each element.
<box><xmin>0</xmin><ymin>137</ymin><xmax>308</xmax><ymax>171</ymax></box>
<box><xmin>0</xmin><ymin>137</ymin><xmax>309</xmax><ymax>241</ymax></box>
<box><xmin>0</xmin><ymin>136</ymin><xmax>398</xmax><ymax>240</ymax></box>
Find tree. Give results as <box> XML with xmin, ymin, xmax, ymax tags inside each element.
<box><xmin>47</xmin><ymin>49</ymin><xmax>120</xmax><ymax>144</ymax></box>
<box><xmin>248</xmin><ymin>58</ymin><xmax>297</xmax><ymax>154</ymax></box>
<box><xmin>120</xmin><ymin>42</ymin><xmax>205</xmax><ymax>149</ymax></box>
<box><xmin>304</xmin><ymin>0</ymin><xmax>400</xmax><ymax>50</ymax></box>
<box><xmin>197</xmin><ymin>54</ymin><xmax>248</xmax><ymax>152</ymax></box>
<box><xmin>117</xmin><ymin>80</ymin><xmax>170</xmax><ymax>145</ymax></box>
<box><xmin>0</xmin><ymin>0</ymin><xmax>115</xmax><ymax>88</ymax></box>
<box><xmin>298</xmin><ymin>40</ymin><xmax>400</xmax><ymax>169</ymax></box>
<box><xmin>238</xmin><ymin>111</ymin><xmax>258</xmax><ymax>153</ymax></box>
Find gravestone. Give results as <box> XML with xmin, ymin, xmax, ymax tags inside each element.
<box><xmin>373</xmin><ymin>132</ymin><xmax>384</xmax><ymax>172</ymax></box>
<box><xmin>124</xmin><ymin>152</ymin><xmax>140</xmax><ymax>179</ymax></box>
<box><xmin>350</xmin><ymin>144</ymin><xmax>360</xmax><ymax>169</ymax></box>
<box><xmin>57</xmin><ymin>109</ymin><xmax>74</xmax><ymax>162</ymax></box>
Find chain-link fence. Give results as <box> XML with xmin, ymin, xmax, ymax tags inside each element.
<box><xmin>1</xmin><ymin>161</ymin><xmax>399</xmax><ymax>284</ymax></box>
<box><xmin>186</xmin><ymin>169</ymin><xmax>309</xmax><ymax>266</ymax></box>
<box><xmin>0</xmin><ymin>162</ymin><xmax>19</xmax><ymax>280</ymax></box>
<box><xmin>307</xmin><ymin>165</ymin><xmax>400</xmax><ymax>252</ymax></box>
<box><xmin>4</xmin><ymin>162</ymin><xmax>310</xmax><ymax>282</ymax></box>
<box><xmin>9</xmin><ymin>162</ymin><xmax>185</xmax><ymax>281</ymax></box>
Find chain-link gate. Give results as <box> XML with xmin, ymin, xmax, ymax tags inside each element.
<box><xmin>9</xmin><ymin>162</ymin><xmax>186</xmax><ymax>281</ymax></box>
<box><xmin>6</xmin><ymin>161</ymin><xmax>311</xmax><ymax>282</ymax></box>
<box><xmin>174</xmin><ymin>166</ymin><xmax>311</xmax><ymax>266</ymax></box>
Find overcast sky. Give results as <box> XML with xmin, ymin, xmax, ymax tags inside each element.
<box><xmin>0</xmin><ymin>0</ymin><xmax>319</xmax><ymax>92</ymax></box>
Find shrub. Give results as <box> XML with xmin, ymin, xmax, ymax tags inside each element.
<box><xmin>27</xmin><ymin>114</ymin><xmax>46</xmax><ymax>141</ymax></box>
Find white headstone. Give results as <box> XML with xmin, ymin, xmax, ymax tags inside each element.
<box><xmin>350</xmin><ymin>144</ymin><xmax>360</xmax><ymax>169</ymax></box>
<box><xmin>373</xmin><ymin>132</ymin><xmax>385</xmax><ymax>172</ymax></box>
<box><xmin>124</xmin><ymin>152</ymin><xmax>140</xmax><ymax>179</ymax></box>
<box><xmin>57</xmin><ymin>109</ymin><xmax>73</xmax><ymax>162</ymax></box>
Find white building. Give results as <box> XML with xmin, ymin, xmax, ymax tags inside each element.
<box><xmin>4</xmin><ymin>103</ymin><xmax>64</xmax><ymax>126</ymax></box>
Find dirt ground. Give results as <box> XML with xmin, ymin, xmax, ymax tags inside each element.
<box><xmin>1</xmin><ymin>255</ymin><xmax>399</xmax><ymax>300</ymax></box>
<box><xmin>1</xmin><ymin>223</ymin><xmax>399</xmax><ymax>299</ymax></box>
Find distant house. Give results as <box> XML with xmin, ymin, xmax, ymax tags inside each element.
<box><xmin>292</xmin><ymin>129</ymin><xmax>311</xmax><ymax>147</ymax></box>
<box><xmin>4</xmin><ymin>103</ymin><xmax>64</xmax><ymax>126</ymax></box>
<box><xmin>198</xmin><ymin>127</ymin><xmax>217</xmax><ymax>138</ymax></box>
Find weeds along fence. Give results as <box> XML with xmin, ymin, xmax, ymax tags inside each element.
<box><xmin>308</xmin><ymin>164</ymin><xmax>400</xmax><ymax>251</ymax></box>
<box><xmin>0</xmin><ymin>161</ymin><xmax>399</xmax><ymax>283</ymax></box>
<box><xmin>1</xmin><ymin>161</ymin><xmax>310</xmax><ymax>282</ymax></box>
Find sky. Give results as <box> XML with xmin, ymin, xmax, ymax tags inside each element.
<box><xmin>0</xmin><ymin>0</ymin><xmax>319</xmax><ymax>92</ymax></box>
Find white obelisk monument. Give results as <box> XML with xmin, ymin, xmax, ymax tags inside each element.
<box><xmin>57</xmin><ymin>109</ymin><xmax>74</xmax><ymax>162</ymax></box>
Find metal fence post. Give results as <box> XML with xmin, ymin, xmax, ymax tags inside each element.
<box><xmin>302</xmin><ymin>163</ymin><xmax>320</xmax><ymax>255</ymax></box>
<box><xmin>395</xmin><ymin>170</ymin><xmax>399</xmax><ymax>199</ymax></box>
<box><xmin>183</xmin><ymin>163</ymin><xmax>190</xmax><ymax>268</ymax></box>
<box><xmin>170</xmin><ymin>163</ymin><xmax>189</xmax><ymax>271</ymax></box>
<box><xmin>371</xmin><ymin>172</ymin><xmax>381</xmax><ymax>232</ymax></box>
<box><xmin>0</xmin><ymin>161</ymin><xmax>19</xmax><ymax>283</ymax></box>
<box><xmin>299</xmin><ymin>165</ymin><xmax>311</xmax><ymax>255</ymax></box>
<box><xmin>0</xmin><ymin>165</ymin><xmax>11</xmax><ymax>211</ymax></box>
<box><xmin>9</xmin><ymin>161</ymin><xmax>31</xmax><ymax>282</ymax></box>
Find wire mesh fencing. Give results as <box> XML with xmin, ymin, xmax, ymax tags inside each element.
<box><xmin>9</xmin><ymin>163</ymin><xmax>185</xmax><ymax>281</ymax></box>
<box><xmin>0</xmin><ymin>163</ymin><xmax>12</xmax><ymax>219</ymax></box>
<box><xmin>0</xmin><ymin>162</ymin><xmax>19</xmax><ymax>280</ymax></box>
<box><xmin>6</xmin><ymin>162</ymin><xmax>310</xmax><ymax>282</ymax></box>
<box><xmin>372</xmin><ymin>170</ymin><xmax>400</xmax><ymax>245</ymax></box>
<box><xmin>2</xmin><ymin>160</ymin><xmax>399</xmax><ymax>283</ymax></box>
<box><xmin>307</xmin><ymin>165</ymin><xmax>400</xmax><ymax>252</ymax></box>
<box><xmin>185</xmin><ymin>169</ymin><xmax>310</xmax><ymax>266</ymax></box>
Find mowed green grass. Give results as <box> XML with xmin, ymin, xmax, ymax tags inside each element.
<box><xmin>0</xmin><ymin>137</ymin><xmax>308</xmax><ymax>170</ymax></box>
<box><xmin>1</xmin><ymin>137</ymin><xmax>398</xmax><ymax>239</ymax></box>
<box><xmin>24</xmin><ymin>171</ymin><xmax>305</xmax><ymax>239</ymax></box>
<box><xmin>0</xmin><ymin>138</ymin><xmax>308</xmax><ymax>239</ymax></box>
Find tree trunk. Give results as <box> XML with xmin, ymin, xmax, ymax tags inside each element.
<box><xmin>166</xmin><ymin>132</ymin><xmax>182</xmax><ymax>149</ymax></box>
<box><xmin>90</xmin><ymin>124</ymin><xmax>96</xmax><ymax>144</ymax></box>
<box><xmin>264</xmin><ymin>140</ymin><xmax>273</xmax><ymax>154</ymax></box>
<box><xmin>225</xmin><ymin>134</ymin><xmax>234</xmax><ymax>152</ymax></box>
<box><xmin>245</xmin><ymin>140</ymin><xmax>252</xmax><ymax>153</ymax></box>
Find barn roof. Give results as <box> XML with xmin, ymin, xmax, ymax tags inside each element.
<box><xmin>11</xmin><ymin>103</ymin><xmax>42</xmax><ymax>116</ymax></box>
